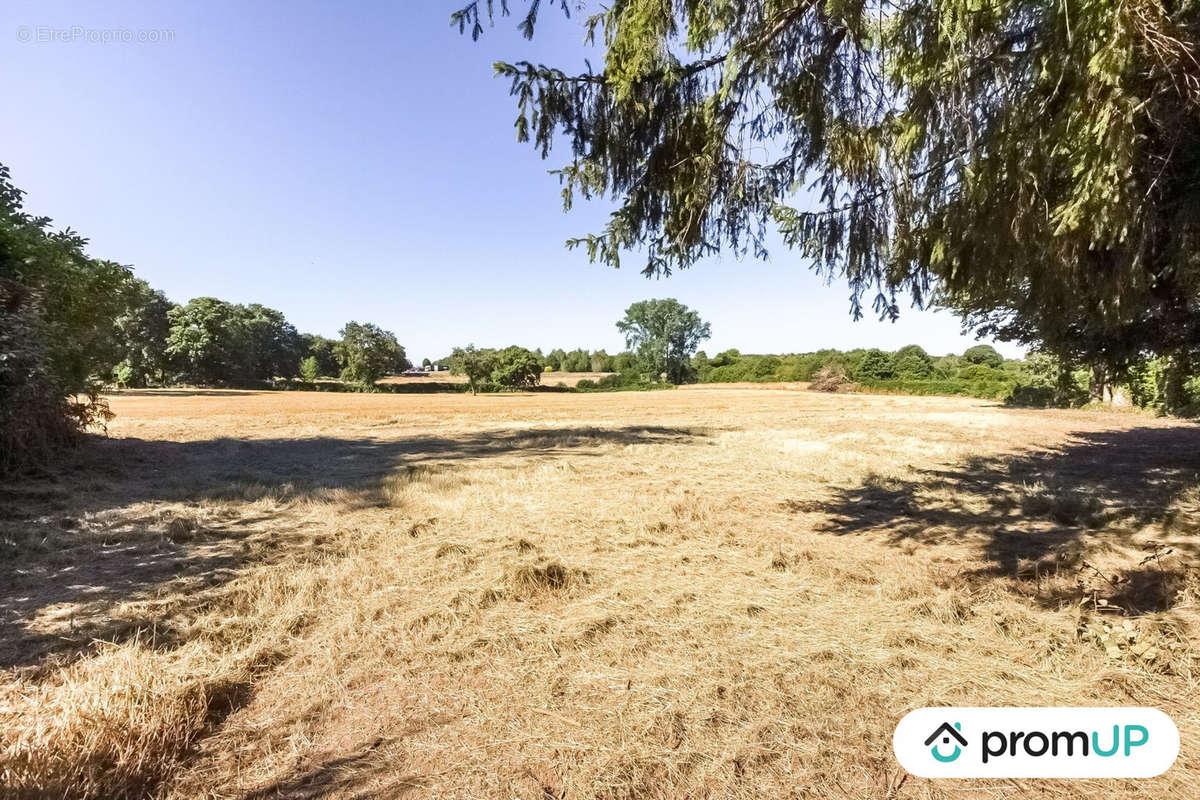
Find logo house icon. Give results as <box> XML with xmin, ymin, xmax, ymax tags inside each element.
<box><xmin>925</xmin><ymin>722</ymin><xmax>967</xmax><ymax>762</ymax></box>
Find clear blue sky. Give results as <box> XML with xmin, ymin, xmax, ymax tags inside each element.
<box><xmin>2</xmin><ymin>0</ymin><xmax>1022</xmax><ymax>363</ymax></box>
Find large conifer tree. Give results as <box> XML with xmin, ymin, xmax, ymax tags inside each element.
<box><xmin>455</xmin><ymin>0</ymin><xmax>1200</xmax><ymax>372</ymax></box>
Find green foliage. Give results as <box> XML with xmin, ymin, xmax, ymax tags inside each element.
<box><xmin>962</xmin><ymin>345</ymin><xmax>1004</xmax><ymax>369</ymax></box>
<box><xmin>687</xmin><ymin>343</ymin><xmax>1112</xmax><ymax>404</ymax></box>
<box><xmin>165</xmin><ymin>299</ymin><xmax>306</xmax><ymax>386</ymax></box>
<box><xmin>113</xmin><ymin>278</ymin><xmax>171</xmax><ymax>387</ymax></box>
<box><xmin>450</xmin><ymin>344</ymin><xmax>500</xmax><ymax>394</ymax></box>
<box><xmin>301</xmin><ymin>334</ymin><xmax>340</xmax><ymax>378</ymax></box>
<box><xmin>617</xmin><ymin>298</ymin><xmax>711</xmax><ymax>383</ymax></box>
<box><xmin>574</xmin><ymin>372</ymin><xmax>669</xmax><ymax>392</ymax></box>
<box><xmin>464</xmin><ymin>1</ymin><xmax>1200</xmax><ymax>372</ymax></box>
<box><xmin>544</xmin><ymin>348</ymin><xmax>566</xmax><ymax>371</ymax></box>
<box><xmin>335</xmin><ymin>321</ymin><xmax>406</xmax><ymax>388</ymax></box>
<box><xmin>244</xmin><ymin>304</ymin><xmax>304</xmax><ymax>382</ymax></box>
<box><xmin>892</xmin><ymin>345</ymin><xmax>933</xmax><ymax>379</ymax></box>
<box><xmin>1004</xmin><ymin>351</ymin><xmax>1090</xmax><ymax>408</ymax></box>
<box><xmin>710</xmin><ymin>349</ymin><xmax>741</xmax><ymax>368</ymax></box>
<box><xmin>165</xmin><ymin>298</ymin><xmax>250</xmax><ymax>385</ymax></box>
<box><xmin>611</xmin><ymin>351</ymin><xmax>637</xmax><ymax>372</ymax></box>
<box><xmin>492</xmin><ymin>345</ymin><xmax>544</xmax><ymax>389</ymax></box>
<box><xmin>0</xmin><ymin>164</ymin><xmax>123</xmax><ymax>473</ymax></box>
<box><xmin>299</xmin><ymin>356</ymin><xmax>320</xmax><ymax>383</ymax></box>
<box><xmin>708</xmin><ymin>354</ymin><xmax>780</xmax><ymax>383</ymax></box>
<box><xmin>1125</xmin><ymin>355</ymin><xmax>1200</xmax><ymax>414</ymax></box>
<box><xmin>589</xmin><ymin>348</ymin><xmax>612</xmax><ymax>372</ymax></box>
<box><xmin>854</xmin><ymin>349</ymin><xmax>895</xmax><ymax>381</ymax></box>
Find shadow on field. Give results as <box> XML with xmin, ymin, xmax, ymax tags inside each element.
<box><xmin>240</xmin><ymin>736</ymin><xmax>429</xmax><ymax>800</ymax></box>
<box><xmin>109</xmin><ymin>389</ymin><xmax>265</xmax><ymax>397</ymax></box>
<box><xmin>0</xmin><ymin>425</ymin><xmax>704</xmax><ymax>670</ymax></box>
<box><xmin>817</xmin><ymin>426</ymin><xmax>1200</xmax><ymax>613</ymax></box>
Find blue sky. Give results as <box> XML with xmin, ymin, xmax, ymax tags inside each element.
<box><xmin>2</xmin><ymin>1</ymin><xmax>1022</xmax><ymax>362</ymax></box>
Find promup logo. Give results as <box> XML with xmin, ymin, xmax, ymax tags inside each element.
<box><xmin>894</xmin><ymin>708</ymin><xmax>1179</xmax><ymax>778</ymax></box>
<box><xmin>924</xmin><ymin>722</ymin><xmax>967</xmax><ymax>762</ymax></box>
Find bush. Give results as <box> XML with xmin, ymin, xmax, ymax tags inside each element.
<box><xmin>707</xmin><ymin>355</ymin><xmax>781</xmax><ymax>382</ymax></box>
<box><xmin>299</xmin><ymin>356</ymin><xmax>320</xmax><ymax>383</ymax></box>
<box><xmin>1</xmin><ymin>167</ymin><xmax>127</xmax><ymax>475</ymax></box>
<box><xmin>1006</xmin><ymin>385</ymin><xmax>1059</xmax><ymax>407</ymax></box>
<box><xmin>854</xmin><ymin>349</ymin><xmax>894</xmax><ymax>381</ymax></box>
<box><xmin>892</xmin><ymin>345</ymin><xmax>933</xmax><ymax>378</ymax></box>
<box><xmin>491</xmin><ymin>346</ymin><xmax>543</xmax><ymax>390</ymax></box>
<box><xmin>963</xmin><ymin>344</ymin><xmax>1004</xmax><ymax>369</ymax></box>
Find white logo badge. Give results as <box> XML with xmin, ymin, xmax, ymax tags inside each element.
<box><xmin>894</xmin><ymin>707</ymin><xmax>1179</xmax><ymax>778</ymax></box>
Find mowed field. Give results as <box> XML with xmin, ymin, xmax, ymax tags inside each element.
<box><xmin>2</xmin><ymin>388</ymin><xmax>1199</xmax><ymax>799</ymax></box>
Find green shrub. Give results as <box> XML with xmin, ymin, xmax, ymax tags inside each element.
<box><xmin>1006</xmin><ymin>385</ymin><xmax>1058</xmax><ymax>407</ymax></box>
<box><xmin>299</xmin><ymin>356</ymin><xmax>320</xmax><ymax>383</ymax></box>
<box><xmin>491</xmin><ymin>345</ymin><xmax>543</xmax><ymax>390</ymax></box>
<box><xmin>963</xmin><ymin>344</ymin><xmax>1004</xmax><ymax>368</ymax></box>
<box><xmin>892</xmin><ymin>345</ymin><xmax>933</xmax><ymax>378</ymax></box>
<box><xmin>854</xmin><ymin>349</ymin><xmax>895</xmax><ymax>381</ymax></box>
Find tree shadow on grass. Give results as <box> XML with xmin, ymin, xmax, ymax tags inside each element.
<box><xmin>0</xmin><ymin>425</ymin><xmax>708</xmax><ymax>671</ymax></box>
<box><xmin>237</xmin><ymin>728</ymin><xmax>443</xmax><ymax>800</ymax></box>
<box><xmin>816</xmin><ymin>426</ymin><xmax>1200</xmax><ymax>613</ymax></box>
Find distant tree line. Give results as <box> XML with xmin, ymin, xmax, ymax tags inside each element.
<box><xmin>541</xmin><ymin>348</ymin><xmax>636</xmax><ymax>374</ymax></box>
<box><xmin>113</xmin><ymin>291</ymin><xmax>409</xmax><ymax>391</ymax></box>
<box><xmin>688</xmin><ymin>343</ymin><xmax>1199</xmax><ymax>410</ymax></box>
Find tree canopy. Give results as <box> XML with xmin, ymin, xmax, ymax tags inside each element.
<box><xmin>113</xmin><ymin>278</ymin><xmax>171</xmax><ymax>388</ymax></box>
<box><xmin>617</xmin><ymin>298</ymin><xmax>711</xmax><ymax>383</ymax></box>
<box><xmin>456</xmin><ymin>0</ymin><xmax>1200</xmax><ymax>371</ymax></box>
<box><xmin>336</xmin><ymin>321</ymin><xmax>408</xmax><ymax>387</ymax></box>
<box><xmin>450</xmin><ymin>344</ymin><xmax>500</xmax><ymax>394</ymax></box>
<box><xmin>492</xmin><ymin>345</ymin><xmax>545</xmax><ymax>389</ymax></box>
<box><xmin>1</xmin><ymin>164</ymin><xmax>126</xmax><ymax>471</ymax></box>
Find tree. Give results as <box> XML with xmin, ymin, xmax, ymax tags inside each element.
<box><xmin>492</xmin><ymin>345</ymin><xmax>543</xmax><ymax>389</ymax></box>
<box><xmin>244</xmin><ymin>304</ymin><xmax>303</xmax><ymax>382</ymax></box>
<box><xmin>166</xmin><ymin>297</ymin><xmax>252</xmax><ymax>385</ymax></box>
<box><xmin>710</xmin><ymin>349</ymin><xmax>741</xmax><ymax>369</ymax></box>
<box><xmin>892</xmin><ymin>345</ymin><xmax>933</xmax><ymax>379</ymax></box>
<box><xmin>963</xmin><ymin>345</ymin><xmax>1004</xmax><ymax>370</ymax></box>
<box><xmin>114</xmin><ymin>277</ymin><xmax>171</xmax><ymax>387</ymax></box>
<box><xmin>300</xmin><ymin>356</ymin><xmax>320</xmax><ymax>383</ymax></box>
<box><xmin>300</xmin><ymin>334</ymin><xmax>340</xmax><ymax>378</ymax></box>
<box><xmin>589</xmin><ymin>349</ymin><xmax>612</xmax><ymax>372</ymax></box>
<box><xmin>562</xmin><ymin>348</ymin><xmax>590</xmax><ymax>372</ymax></box>
<box><xmin>450</xmin><ymin>344</ymin><xmax>499</xmax><ymax>394</ymax></box>
<box><xmin>422</xmin><ymin>357</ymin><xmax>432</xmax><ymax>369</ymax></box>
<box><xmin>854</xmin><ymin>349</ymin><xmax>895</xmax><ymax>382</ymax></box>
<box><xmin>544</xmin><ymin>348</ymin><xmax>566</xmax><ymax>371</ymax></box>
<box><xmin>616</xmin><ymin>298</ymin><xmax>711</xmax><ymax>384</ymax></box>
<box><xmin>611</xmin><ymin>351</ymin><xmax>637</xmax><ymax>372</ymax></box>
<box><xmin>459</xmin><ymin>1</ymin><xmax>1200</xmax><ymax>371</ymax></box>
<box><xmin>335</xmin><ymin>321</ymin><xmax>405</xmax><ymax>387</ymax></box>
<box><xmin>1</xmin><ymin>164</ymin><xmax>128</xmax><ymax>472</ymax></box>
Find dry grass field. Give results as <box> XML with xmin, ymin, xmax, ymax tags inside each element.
<box><xmin>2</xmin><ymin>387</ymin><xmax>1198</xmax><ymax>799</ymax></box>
